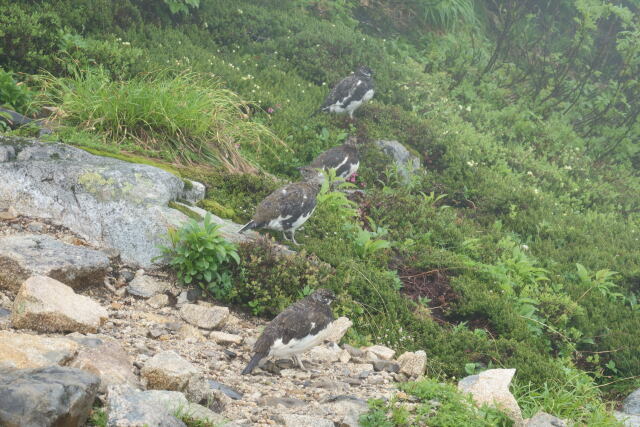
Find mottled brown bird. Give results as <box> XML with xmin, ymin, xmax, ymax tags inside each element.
<box><xmin>242</xmin><ymin>288</ymin><xmax>335</xmax><ymax>375</ymax></box>
<box><xmin>309</xmin><ymin>135</ymin><xmax>359</xmax><ymax>180</ymax></box>
<box><xmin>238</xmin><ymin>166</ymin><xmax>324</xmax><ymax>245</ymax></box>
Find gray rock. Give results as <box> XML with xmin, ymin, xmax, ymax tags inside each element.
<box><xmin>0</xmin><ymin>365</ymin><xmax>100</xmax><ymax>427</ymax></box>
<box><xmin>127</xmin><ymin>270</ymin><xmax>171</xmax><ymax>298</ymax></box>
<box><xmin>373</xmin><ymin>360</ymin><xmax>400</xmax><ymax>373</ymax></box>
<box><xmin>343</xmin><ymin>344</ymin><xmax>365</xmax><ymax>358</ymax></box>
<box><xmin>0</xmin><ymin>137</ymin><xmax>191</xmax><ymax>267</ymax></box>
<box><xmin>107</xmin><ymin>385</ymin><xmax>225</xmax><ymax>427</ymax></box>
<box><xmin>396</xmin><ymin>350</ymin><xmax>427</xmax><ymax>378</ymax></box>
<box><xmin>526</xmin><ymin>411</ymin><xmax>566</xmax><ymax>426</ymax></box>
<box><xmin>184</xmin><ymin>376</ymin><xmax>229</xmax><ymax>412</ymax></box>
<box><xmin>0</xmin><ymin>330</ymin><xmax>79</xmax><ymax>369</ymax></box>
<box><xmin>0</xmin><ymin>145</ymin><xmax>15</xmax><ymax>163</ymax></box>
<box><xmin>11</xmin><ymin>275</ymin><xmax>108</xmax><ymax>333</ymax></box>
<box><xmin>119</xmin><ymin>270</ymin><xmax>135</xmax><ymax>283</ymax></box>
<box><xmin>374</xmin><ymin>139</ymin><xmax>421</xmax><ymax>181</ymax></box>
<box><xmin>70</xmin><ymin>338</ymin><xmax>139</xmax><ymax>393</ymax></box>
<box><xmin>180</xmin><ymin>180</ymin><xmax>206</xmax><ymax>204</ymax></box>
<box><xmin>147</xmin><ymin>293</ymin><xmax>171</xmax><ymax>309</ymax></box>
<box><xmin>26</xmin><ymin>222</ymin><xmax>44</xmax><ymax>233</ymax></box>
<box><xmin>179</xmin><ymin>304</ymin><xmax>228</xmax><ymax>330</ymax></box>
<box><xmin>624</xmin><ymin>388</ymin><xmax>640</xmax><ymax>415</ymax></box>
<box><xmin>208</xmin><ymin>380</ymin><xmax>243</xmax><ymax>400</ymax></box>
<box><xmin>458</xmin><ymin>368</ymin><xmax>523</xmax><ymax>424</ymax></box>
<box><xmin>141</xmin><ymin>350</ymin><xmax>200</xmax><ymax>391</ymax></box>
<box><xmin>0</xmin><ymin>234</ymin><xmax>110</xmax><ymax>292</ymax></box>
<box><xmin>272</xmin><ymin>414</ymin><xmax>334</xmax><ymax>427</ymax></box>
<box><xmin>363</xmin><ymin>345</ymin><xmax>395</xmax><ymax>361</ymax></box>
<box><xmin>259</xmin><ymin>396</ymin><xmax>307</xmax><ymax>409</ymax></box>
<box><xmin>322</xmin><ymin>395</ymin><xmax>369</xmax><ymax>427</ymax></box>
<box><xmin>615</xmin><ymin>411</ymin><xmax>640</xmax><ymax>427</ymax></box>
<box><xmin>0</xmin><ymin>307</ymin><xmax>10</xmax><ymax>330</ymax></box>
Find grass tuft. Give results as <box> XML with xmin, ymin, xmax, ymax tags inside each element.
<box><xmin>35</xmin><ymin>67</ymin><xmax>284</xmax><ymax>173</ymax></box>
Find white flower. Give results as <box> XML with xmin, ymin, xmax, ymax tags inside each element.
<box><xmin>564</xmin><ymin>165</ymin><xmax>573</xmax><ymax>170</ymax></box>
<box><xmin>527</xmin><ymin>171</ymin><xmax>533</xmax><ymax>176</ymax></box>
<box><xmin>466</xmin><ymin>160</ymin><xmax>478</xmax><ymax>167</ymax></box>
<box><xmin>534</xmin><ymin>188</ymin><xmax>539</xmax><ymax>194</ymax></box>
<box><xmin>122</xmin><ymin>41</ymin><xmax>130</xmax><ymax>46</ymax></box>
<box><xmin>521</xmin><ymin>244</ymin><xmax>529</xmax><ymax>251</ymax></box>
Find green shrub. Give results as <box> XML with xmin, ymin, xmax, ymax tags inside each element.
<box><xmin>231</xmin><ymin>236</ymin><xmax>333</xmax><ymax>316</ymax></box>
<box><xmin>160</xmin><ymin>213</ymin><xmax>239</xmax><ymax>300</ymax></box>
<box><xmin>0</xmin><ymin>69</ymin><xmax>32</xmax><ymax>114</ymax></box>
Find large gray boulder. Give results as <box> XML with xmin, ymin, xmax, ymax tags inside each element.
<box><xmin>0</xmin><ymin>365</ymin><xmax>100</xmax><ymax>427</ymax></box>
<box><xmin>0</xmin><ymin>137</ymin><xmax>191</xmax><ymax>267</ymax></box>
<box><xmin>0</xmin><ymin>234</ymin><xmax>109</xmax><ymax>292</ymax></box>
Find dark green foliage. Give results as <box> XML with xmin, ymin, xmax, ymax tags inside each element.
<box><xmin>160</xmin><ymin>213</ymin><xmax>239</xmax><ymax>299</ymax></box>
<box><xmin>230</xmin><ymin>236</ymin><xmax>333</xmax><ymax>316</ymax></box>
<box><xmin>0</xmin><ymin>69</ymin><xmax>32</xmax><ymax>114</ymax></box>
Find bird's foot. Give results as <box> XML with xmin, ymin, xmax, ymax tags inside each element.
<box><xmin>293</xmin><ymin>355</ymin><xmax>306</xmax><ymax>371</ymax></box>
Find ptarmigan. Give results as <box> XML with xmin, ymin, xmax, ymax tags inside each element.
<box><xmin>309</xmin><ymin>135</ymin><xmax>359</xmax><ymax>180</ymax></box>
<box><xmin>242</xmin><ymin>288</ymin><xmax>335</xmax><ymax>374</ymax></box>
<box><xmin>318</xmin><ymin>66</ymin><xmax>375</xmax><ymax>119</ymax></box>
<box><xmin>238</xmin><ymin>166</ymin><xmax>324</xmax><ymax>245</ymax></box>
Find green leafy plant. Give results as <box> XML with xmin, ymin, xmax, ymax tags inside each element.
<box><xmin>160</xmin><ymin>213</ymin><xmax>239</xmax><ymax>300</ymax></box>
<box><xmin>575</xmin><ymin>263</ymin><xmax>624</xmax><ymax>303</ymax></box>
<box><xmin>353</xmin><ymin>226</ymin><xmax>391</xmax><ymax>259</ymax></box>
<box><xmin>0</xmin><ymin>68</ymin><xmax>32</xmax><ymax>114</ymax></box>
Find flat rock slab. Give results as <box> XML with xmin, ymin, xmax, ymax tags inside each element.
<box><xmin>0</xmin><ymin>234</ymin><xmax>109</xmax><ymax>292</ymax></box>
<box><xmin>141</xmin><ymin>350</ymin><xmax>200</xmax><ymax>391</ymax></box>
<box><xmin>12</xmin><ymin>275</ymin><xmax>108</xmax><ymax>333</ymax></box>
<box><xmin>70</xmin><ymin>337</ymin><xmax>140</xmax><ymax>393</ymax></box>
<box><xmin>0</xmin><ymin>137</ymin><xmax>190</xmax><ymax>267</ymax></box>
<box><xmin>0</xmin><ymin>365</ymin><xmax>99</xmax><ymax>427</ymax></box>
<box><xmin>107</xmin><ymin>385</ymin><xmax>224</xmax><ymax>427</ymax></box>
<box><xmin>396</xmin><ymin>350</ymin><xmax>427</xmax><ymax>378</ymax></box>
<box><xmin>272</xmin><ymin>414</ymin><xmax>334</xmax><ymax>427</ymax></box>
<box><xmin>0</xmin><ymin>330</ymin><xmax>78</xmax><ymax>369</ymax></box>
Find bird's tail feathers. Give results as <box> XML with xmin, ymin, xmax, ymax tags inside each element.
<box><xmin>242</xmin><ymin>352</ymin><xmax>266</xmax><ymax>375</ymax></box>
<box><xmin>238</xmin><ymin>220</ymin><xmax>256</xmax><ymax>234</ymax></box>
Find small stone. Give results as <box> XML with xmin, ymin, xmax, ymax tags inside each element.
<box><xmin>0</xmin><ymin>366</ymin><xmax>100</xmax><ymax>427</ymax></box>
<box><xmin>308</xmin><ymin>343</ymin><xmax>343</xmax><ymax>363</ymax></box>
<box><xmin>339</xmin><ymin>349</ymin><xmax>351</xmax><ymax>364</ymax></box>
<box><xmin>208</xmin><ymin>379</ymin><xmax>243</xmax><ymax>400</ymax></box>
<box><xmin>179</xmin><ymin>303</ymin><xmax>228</xmax><ymax>330</ymax></box>
<box><xmin>223</xmin><ymin>349</ymin><xmax>237</xmax><ymax>359</ymax></box>
<box><xmin>147</xmin><ymin>293</ymin><xmax>170</xmax><ymax>309</ymax></box>
<box><xmin>70</xmin><ymin>338</ymin><xmax>139</xmax><ymax>393</ymax></box>
<box><xmin>272</xmin><ymin>414</ymin><xmax>334</xmax><ymax>427</ymax></box>
<box><xmin>323</xmin><ymin>316</ymin><xmax>353</xmax><ymax>343</ymax></box>
<box><xmin>526</xmin><ymin>411</ymin><xmax>566</xmax><ymax>427</ymax></box>
<box><xmin>209</xmin><ymin>330</ymin><xmax>243</xmax><ymax>345</ymax></box>
<box><xmin>259</xmin><ymin>396</ymin><xmax>307</xmax><ymax>408</ymax></box>
<box><xmin>0</xmin><ymin>331</ymin><xmax>78</xmax><ymax>369</ymax></box>
<box><xmin>358</xmin><ymin>370</ymin><xmax>372</xmax><ymax>379</ymax></box>
<box><xmin>364</xmin><ymin>344</ymin><xmax>396</xmax><ymax>360</ymax></box>
<box><xmin>141</xmin><ymin>350</ymin><xmax>200</xmax><ymax>391</ymax></box>
<box><xmin>181</xmin><ymin>180</ymin><xmax>206</xmax><ymax>204</ymax></box>
<box><xmin>0</xmin><ymin>206</ymin><xmax>17</xmax><ymax>220</ymax></box>
<box><xmin>0</xmin><ymin>307</ymin><xmax>10</xmax><ymax>330</ymax></box>
<box><xmin>458</xmin><ymin>368</ymin><xmax>523</xmax><ymax>424</ymax></box>
<box><xmin>148</xmin><ymin>324</ymin><xmax>168</xmax><ymax>339</ymax></box>
<box><xmin>373</xmin><ymin>360</ymin><xmax>400</xmax><ymax>373</ymax></box>
<box><xmin>178</xmin><ymin>324</ymin><xmax>206</xmax><ymax>342</ymax></box>
<box><xmin>27</xmin><ymin>221</ymin><xmax>44</xmax><ymax>233</ymax></box>
<box><xmin>119</xmin><ymin>269</ymin><xmax>135</xmax><ymax>283</ymax></box>
<box><xmin>343</xmin><ymin>344</ymin><xmax>365</xmax><ymax>358</ymax></box>
<box><xmin>185</xmin><ymin>376</ymin><xmax>229</xmax><ymax>412</ymax></box>
<box><xmin>11</xmin><ymin>275</ymin><xmax>108</xmax><ymax>334</ymax></box>
<box><xmin>127</xmin><ymin>270</ymin><xmax>171</xmax><ymax>298</ymax></box>
<box><xmin>396</xmin><ymin>350</ymin><xmax>427</xmax><ymax>378</ymax></box>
